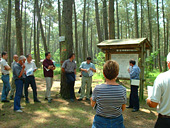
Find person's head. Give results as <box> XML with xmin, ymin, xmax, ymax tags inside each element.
<box><xmin>86</xmin><ymin>57</ymin><xmax>92</xmax><ymax>64</ymax></box>
<box><xmin>26</xmin><ymin>54</ymin><xmax>32</xmax><ymax>62</ymax></box>
<box><xmin>18</xmin><ymin>55</ymin><xmax>26</xmax><ymax>65</ymax></box>
<box><xmin>69</xmin><ymin>53</ymin><xmax>75</xmax><ymax>60</ymax></box>
<box><xmin>13</xmin><ymin>54</ymin><xmax>18</xmax><ymax>62</ymax></box>
<box><xmin>167</xmin><ymin>52</ymin><xmax>170</xmax><ymax>69</ymax></box>
<box><xmin>129</xmin><ymin>59</ymin><xmax>136</xmax><ymax>67</ymax></box>
<box><xmin>1</xmin><ymin>51</ymin><xmax>8</xmax><ymax>60</ymax></box>
<box><xmin>103</xmin><ymin>60</ymin><xmax>119</xmax><ymax>80</ymax></box>
<box><xmin>45</xmin><ymin>52</ymin><xmax>51</xmax><ymax>59</ymax></box>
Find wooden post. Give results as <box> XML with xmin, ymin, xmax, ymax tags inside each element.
<box><xmin>139</xmin><ymin>43</ymin><xmax>145</xmax><ymax>100</ymax></box>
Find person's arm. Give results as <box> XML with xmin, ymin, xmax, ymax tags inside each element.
<box><xmin>147</xmin><ymin>75</ymin><xmax>161</xmax><ymax>108</ymax></box>
<box><xmin>90</xmin><ymin>97</ymin><xmax>96</xmax><ymax>107</ymax></box>
<box><xmin>90</xmin><ymin>64</ymin><xmax>96</xmax><ymax>72</ymax></box>
<box><xmin>146</xmin><ymin>99</ymin><xmax>159</xmax><ymax>108</ymax></box>
<box><xmin>129</xmin><ymin>68</ymin><xmax>137</xmax><ymax>79</ymax></box>
<box><xmin>80</xmin><ymin>68</ymin><xmax>88</xmax><ymax>72</ymax></box>
<box><xmin>122</xmin><ymin>104</ymin><xmax>126</xmax><ymax>112</ymax></box>
<box><xmin>18</xmin><ymin>65</ymin><xmax>25</xmax><ymax>78</ymax></box>
<box><xmin>2</xmin><ymin>61</ymin><xmax>11</xmax><ymax>71</ymax></box>
<box><xmin>61</xmin><ymin>61</ymin><xmax>66</xmax><ymax>73</ymax></box>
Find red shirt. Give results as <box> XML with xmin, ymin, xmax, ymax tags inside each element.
<box><xmin>43</xmin><ymin>58</ymin><xmax>55</xmax><ymax>77</ymax></box>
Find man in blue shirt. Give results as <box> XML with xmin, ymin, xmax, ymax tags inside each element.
<box><xmin>78</xmin><ymin>57</ymin><xmax>96</xmax><ymax>101</ymax></box>
<box><xmin>127</xmin><ymin>59</ymin><xmax>141</xmax><ymax>112</ymax></box>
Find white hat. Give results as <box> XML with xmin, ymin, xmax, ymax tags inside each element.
<box><xmin>167</xmin><ymin>52</ymin><xmax>170</xmax><ymax>62</ymax></box>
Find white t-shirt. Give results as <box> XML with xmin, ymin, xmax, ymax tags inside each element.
<box><xmin>151</xmin><ymin>70</ymin><xmax>170</xmax><ymax>116</ymax></box>
<box><xmin>1</xmin><ymin>58</ymin><xmax>9</xmax><ymax>75</ymax></box>
<box><xmin>25</xmin><ymin>61</ymin><xmax>37</xmax><ymax>76</ymax></box>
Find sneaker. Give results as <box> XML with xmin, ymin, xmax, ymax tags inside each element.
<box><xmin>126</xmin><ymin>106</ymin><xmax>133</xmax><ymax>109</ymax></box>
<box><xmin>45</xmin><ymin>98</ymin><xmax>48</xmax><ymax>100</ymax></box>
<box><xmin>15</xmin><ymin>110</ymin><xmax>23</xmax><ymax>113</ymax></box>
<box><xmin>70</xmin><ymin>99</ymin><xmax>74</xmax><ymax>102</ymax></box>
<box><xmin>78</xmin><ymin>98</ymin><xmax>83</xmax><ymax>101</ymax></box>
<box><xmin>20</xmin><ymin>107</ymin><xmax>25</xmax><ymax>109</ymax></box>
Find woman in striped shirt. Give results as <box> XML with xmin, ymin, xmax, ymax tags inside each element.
<box><xmin>91</xmin><ymin>60</ymin><xmax>127</xmax><ymax>128</ymax></box>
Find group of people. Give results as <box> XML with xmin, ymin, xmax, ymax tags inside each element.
<box><xmin>0</xmin><ymin>52</ymin><xmax>96</xmax><ymax>111</ymax></box>
<box><xmin>1</xmin><ymin>50</ymin><xmax>170</xmax><ymax>128</ymax></box>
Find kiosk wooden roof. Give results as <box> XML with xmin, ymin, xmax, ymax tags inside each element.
<box><xmin>97</xmin><ymin>38</ymin><xmax>152</xmax><ymax>100</ymax></box>
<box><xmin>97</xmin><ymin>38</ymin><xmax>151</xmax><ymax>54</ymax></box>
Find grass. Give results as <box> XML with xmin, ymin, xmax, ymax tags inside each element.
<box><xmin>0</xmin><ymin>66</ymin><xmax>161</xmax><ymax>128</ymax></box>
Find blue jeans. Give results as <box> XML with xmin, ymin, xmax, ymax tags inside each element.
<box><xmin>66</xmin><ymin>73</ymin><xmax>76</xmax><ymax>99</ymax></box>
<box><xmin>14</xmin><ymin>79</ymin><xmax>23</xmax><ymax>110</ymax></box>
<box><xmin>1</xmin><ymin>75</ymin><xmax>11</xmax><ymax>101</ymax></box>
<box><xmin>92</xmin><ymin>115</ymin><xmax>125</xmax><ymax>128</ymax></box>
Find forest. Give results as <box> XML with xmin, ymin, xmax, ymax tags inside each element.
<box><xmin>0</xmin><ymin>0</ymin><xmax>170</xmax><ymax>72</ymax></box>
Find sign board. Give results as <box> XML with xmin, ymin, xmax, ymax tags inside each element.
<box><xmin>111</xmin><ymin>54</ymin><xmax>139</xmax><ymax>79</ymax></box>
<box><xmin>59</xmin><ymin>36</ymin><xmax>65</xmax><ymax>42</ymax></box>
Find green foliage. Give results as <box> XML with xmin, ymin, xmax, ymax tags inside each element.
<box><xmin>94</xmin><ymin>52</ymin><xmax>105</xmax><ymax>66</ymax></box>
<box><xmin>52</xmin><ymin>49</ymin><xmax>60</xmax><ymax>63</ymax></box>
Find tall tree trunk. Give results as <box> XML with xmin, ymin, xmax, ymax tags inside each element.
<box><xmin>86</xmin><ymin>0</ymin><xmax>90</xmax><ymax>56</ymax></box>
<box><xmin>126</xmin><ymin>2</ymin><xmax>130</xmax><ymax>38</ymax></box>
<box><xmin>36</xmin><ymin>0</ymin><xmax>48</xmax><ymax>53</ymax></box>
<box><xmin>47</xmin><ymin>16</ymin><xmax>51</xmax><ymax>49</ymax></box>
<box><xmin>3</xmin><ymin>14</ymin><xmax>7</xmax><ymax>51</ymax></box>
<box><xmin>82</xmin><ymin>0</ymin><xmax>87</xmax><ymax>60</ymax></box>
<box><xmin>116</xmin><ymin>0</ymin><xmax>119</xmax><ymax>39</ymax></box>
<box><xmin>24</xmin><ymin>1</ymin><xmax>27</xmax><ymax>55</ymax></box>
<box><xmin>15</xmin><ymin>0</ymin><xmax>23</xmax><ymax>56</ymax></box>
<box><xmin>73</xmin><ymin>0</ymin><xmax>79</xmax><ymax>64</ymax></box>
<box><xmin>91</xmin><ymin>24</ymin><xmax>93</xmax><ymax>58</ymax></box>
<box><xmin>141</xmin><ymin>0</ymin><xmax>143</xmax><ymax>37</ymax></box>
<box><xmin>34</xmin><ymin>0</ymin><xmax>37</xmax><ymax>64</ymax></box>
<box><xmin>29</xmin><ymin>18</ymin><xmax>33</xmax><ymax>53</ymax></box>
<box><xmin>109</xmin><ymin>0</ymin><xmax>115</xmax><ymax>39</ymax></box>
<box><xmin>37</xmin><ymin>21</ymin><xmax>40</xmax><ymax>67</ymax></box>
<box><xmin>121</xmin><ymin>20</ymin><xmax>122</xmax><ymax>39</ymax></box>
<box><xmin>134</xmin><ymin>0</ymin><xmax>139</xmax><ymax>38</ymax></box>
<box><xmin>7</xmin><ymin>0</ymin><xmax>12</xmax><ymax>65</ymax></box>
<box><xmin>147</xmin><ymin>0</ymin><xmax>153</xmax><ymax>70</ymax></box>
<box><xmin>103</xmin><ymin>0</ymin><xmax>108</xmax><ymax>40</ymax></box>
<box><xmin>60</xmin><ymin>0</ymin><xmax>74</xmax><ymax>99</ymax></box>
<box><xmin>95</xmin><ymin>0</ymin><xmax>103</xmax><ymax>42</ymax></box>
<box><xmin>58</xmin><ymin>0</ymin><xmax>61</xmax><ymax>37</ymax></box>
<box><xmin>156</xmin><ymin>0</ymin><xmax>162</xmax><ymax>72</ymax></box>
<box><xmin>162</xmin><ymin>0</ymin><xmax>167</xmax><ymax>71</ymax></box>
<box><xmin>167</xmin><ymin>19</ymin><xmax>169</xmax><ymax>54</ymax></box>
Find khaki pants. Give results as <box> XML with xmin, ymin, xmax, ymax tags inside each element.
<box><xmin>45</xmin><ymin>77</ymin><xmax>53</xmax><ymax>100</ymax></box>
<box><xmin>80</xmin><ymin>76</ymin><xmax>92</xmax><ymax>99</ymax></box>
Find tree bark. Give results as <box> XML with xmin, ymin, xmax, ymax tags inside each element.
<box><xmin>162</xmin><ymin>0</ymin><xmax>167</xmax><ymax>71</ymax></box>
<box><xmin>6</xmin><ymin>0</ymin><xmax>12</xmax><ymax>65</ymax></box>
<box><xmin>134</xmin><ymin>0</ymin><xmax>139</xmax><ymax>38</ymax></box>
<box><xmin>86</xmin><ymin>0</ymin><xmax>90</xmax><ymax>56</ymax></box>
<box><xmin>15</xmin><ymin>0</ymin><xmax>23</xmax><ymax>56</ymax></box>
<box><xmin>73</xmin><ymin>0</ymin><xmax>79</xmax><ymax>64</ymax></box>
<box><xmin>95</xmin><ymin>0</ymin><xmax>103</xmax><ymax>42</ymax></box>
<box><xmin>141</xmin><ymin>0</ymin><xmax>143</xmax><ymax>38</ymax></box>
<box><xmin>24</xmin><ymin>1</ymin><xmax>27</xmax><ymax>55</ymax></box>
<box><xmin>36</xmin><ymin>0</ymin><xmax>48</xmax><ymax>53</ymax></box>
<box><xmin>156</xmin><ymin>0</ymin><xmax>162</xmax><ymax>72</ymax></box>
<box><xmin>29</xmin><ymin>18</ymin><xmax>33</xmax><ymax>53</ymax></box>
<box><xmin>47</xmin><ymin>15</ymin><xmax>51</xmax><ymax>49</ymax></box>
<box><xmin>34</xmin><ymin>0</ymin><xmax>37</xmax><ymax>64</ymax></box>
<box><xmin>103</xmin><ymin>0</ymin><xmax>108</xmax><ymax>40</ymax></box>
<box><xmin>82</xmin><ymin>0</ymin><xmax>87</xmax><ymax>60</ymax></box>
<box><xmin>126</xmin><ymin>2</ymin><xmax>130</xmax><ymax>38</ymax></box>
<box><xmin>109</xmin><ymin>0</ymin><xmax>115</xmax><ymax>39</ymax></box>
<box><xmin>116</xmin><ymin>0</ymin><xmax>119</xmax><ymax>39</ymax></box>
<box><xmin>60</xmin><ymin>0</ymin><xmax>74</xmax><ymax>99</ymax></box>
